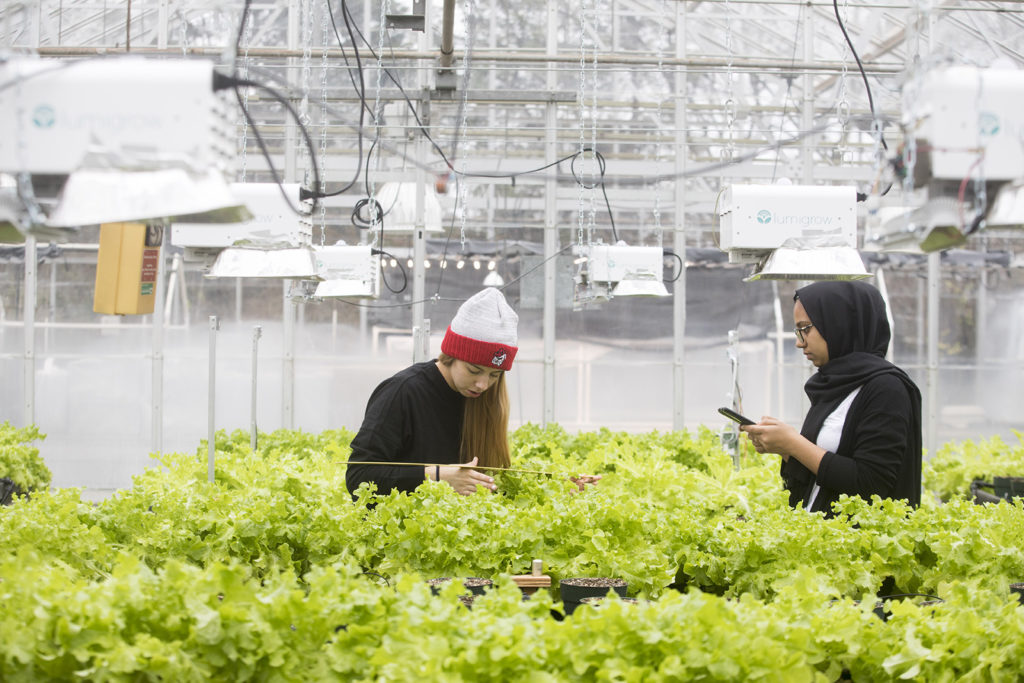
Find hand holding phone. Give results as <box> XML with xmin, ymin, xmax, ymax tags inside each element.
<box><xmin>718</xmin><ymin>406</ymin><xmax>755</xmax><ymax>426</ymax></box>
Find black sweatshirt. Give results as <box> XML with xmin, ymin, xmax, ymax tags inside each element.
<box><xmin>346</xmin><ymin>361</ymin><xmax>464</xmax><ymax>497</ymax></box>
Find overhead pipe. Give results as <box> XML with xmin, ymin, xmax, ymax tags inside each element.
<box><xmin>440</xmin><ymin>0</ymin><xmax>457</xmax><ymax>70</ymax></box>
<box><xmin>33</xmin><ymin>45</ymin><xmax>905</xmax><ymax>74</ymax></box>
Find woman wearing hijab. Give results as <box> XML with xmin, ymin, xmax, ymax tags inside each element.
<box><xmin>346</xmin><ymin>288</ymin><xmax>518</xmax><ymax>497</ymax></box>
<box><xmin>741</xmin><ymin>280</ymin><xmax>923</xmax><ymax>515</ymax></box>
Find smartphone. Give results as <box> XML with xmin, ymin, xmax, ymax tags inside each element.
<box><xmin>718</xmin><ymin>407</ymin><xmax>755</xmax><ymax>426</ymax></box>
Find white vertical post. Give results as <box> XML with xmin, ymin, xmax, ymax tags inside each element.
<box><xmin>542</xmin><ymin>0</ymin><xmax>558</xmax><ymax>426</ymax></box>
<box><xmin>23</xmin><ymin>235</ymin><xmax>36</xmax><ymax>427</ymax></box>
<box><xmin>251</xmin><ymin>325</ymin><xmax>262</xmax><ymax>451</ymax></box>
<box><xmin>926</xmin><ymin>252</ymin><xmax>940</xmax><ymax>454</ymax></box>
<box><xmin>207</xmin><ymin>315</ymin><xmax>219</xmax><ymax>483</ymax></box>
<box><xmin>671</xmin><ymin>1</ymin><xmax>688</xmax><ymax>430</ymax></box>
<box><xmin>282</xmin><ymin>281</ymin><xmax>295</xmax><ymax>428</ymax></box>
<box><xmin>412</xmin><ymin>101</ymin><xmax>429</xmax><ymax>363</ymax></box>
<box><xmin>151</xmin><ymin>241</ymin><xmax>166</xmax><ymax>457</ymax></box>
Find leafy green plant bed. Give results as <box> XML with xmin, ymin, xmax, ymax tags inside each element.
<box><xmin>0</xmin><ymin>422</ymin><xmax>50</xmax><ymax>501</ymax></box>
<box><xmin>1</xmin><ymin>424</ymin><xmax>1023</xmax><ymax>680</ymax></box>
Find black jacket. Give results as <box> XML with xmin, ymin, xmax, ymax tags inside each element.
<box><xmin>346</xmin><ymin>361</ymin><xmax>464</xmax><ymax>497</ymax></box>
<box><xmin>798</xmin><ymin>372</ymin><xmax>921</xmax><ymax>513</ymax></box>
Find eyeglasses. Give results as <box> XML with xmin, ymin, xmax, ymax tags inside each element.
<box><xmin>794</xmin><ymin>322</ymin><xmax>814</xmax><ymax>343</ymax></box>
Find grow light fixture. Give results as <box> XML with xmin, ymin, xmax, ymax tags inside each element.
<box><xmin>0</xmin><ymin>56</ymin><xmax>244</xmax><ymax>237</ymax></box>
<box><xmin>719</xmin><ymin>184</ymin><xmax>866</xmax><ymax>281</ymax></box>
<box><xmin>206</xmin><ymin>245</ymin><xmax>321</xmax><ymax>279</ymax></box>
<box><xmin>572</xmin><ymin>242</ymin><xmax>668</xmax><ymax>308</ymax></box>
<box><xmin>311</xmin><ymin>245</ymin><xmax>380</xmax><ymax>298</ymax></box>
<box><xmin>171</xmin><ymin>183</ymin><xmax>312</xmax><ymax>266</ymax></box>
<box><xmin>863</xmin><ymin>198</ymin><xmax>967</xmax><ymax>254</ymax></box>
<box><xmin>874</xmin><ymin>64</ymin><xmax>1024</xmax><ymax>251</ymax></box>
<box><xmin>745</xmin><ymin>241</ymin><xmax>870</xmax><ymax>281</ymax></box>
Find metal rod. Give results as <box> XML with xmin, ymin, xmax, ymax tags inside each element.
<box><xmin>31</xmin><ymin>45</ymin><xmax>907</xmax><ymax>73</ymax></box>
<box><xmin>439</xmin><ymin>0</ymin><xmax>456</xmax><ymax>69</ymax></box>
<box><xmin>342</xmin><ymin>461</ymin><xmax>557</xmax><ymax>477</ymax></box>
<box><xmin>207</xmin><ymin>315</ymin><xmax>219</xmax><ymax>483</ymax></box>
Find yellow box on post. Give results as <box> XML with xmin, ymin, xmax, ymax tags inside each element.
<box><xmin>93</xmin><ymin>222</ymin><xmax>163</xmax><ymax>315</ymax></box>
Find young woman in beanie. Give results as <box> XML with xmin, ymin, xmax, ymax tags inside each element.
<box><xmin>346</xmin><ymin>288</ymin><xmax>520</xmax><ymax>497</ymax></box>
<box><xmin>740</xmin><ymin>280</ymin><xmax>923</xmax><ymax>516</ymax></box>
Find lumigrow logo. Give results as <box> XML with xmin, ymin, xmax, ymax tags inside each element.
<box><xmin>756</xmin><ymin>210</ymin><xmax>773</xmax><ymax>224</ymax></box>
<box><xmin>978</xmin><ymin>112</ymin><xmax>1000</xmax><ymax>137</ymax></box>
<box><xmin>32</xmin><ymin>105</ymin><xmax>55</xmax><ymax>129</ymax></box>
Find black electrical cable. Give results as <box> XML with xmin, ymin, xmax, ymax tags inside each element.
<box><xmin>663</xmin><ymin>249</ymin><xmax>684</xmax><ymax>283</ymax></box>
<box><xmin>229</xmin><ymin>0</ymin><xmax>319</xmax><ymax>215</ymax></box>
<box><xmin>371</xmin><ymin>247</ymin><xmax>408</xmax><ymax>294</ymax></box>
<box><xmin>831</xmin><ymin>0</ymin><xmax>897</xmax><ymax>202</ymax></box>
<box><xmin>311</xmin><ymin>0</ymin><xmax>369</xmax><ymax>198</ymax></box>
<box><xmin>216</xmin><ymin>72</ymin><xmax>321</xmax><ymax>216</ymax></box>
<box><xmin>832</xmin><ymin>0</ymin><xmax>886</xmax><ymax>153</ymax></box>
<box><xmin>570</xmin><ymin>148</ymin><xmax>619</xmax><ymax>242</ymax></box>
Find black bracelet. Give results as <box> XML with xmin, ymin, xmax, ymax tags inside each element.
<box><xmin>435</xmin><ymin>465</ymin><xmax>440</xmax><ymax>482</ymax></box>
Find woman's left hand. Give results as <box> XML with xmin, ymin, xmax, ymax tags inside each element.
<box><xmin>740</xmin><ymin>417</ymin><xmax>801</xmax><ymax>456</ymax></box>
<box><xmin>569</xmin><ymin>474</ymin><xmax>602</xmax><ymax>492</ymax></box>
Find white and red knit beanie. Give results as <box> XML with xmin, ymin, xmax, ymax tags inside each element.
<box><xmin>441</xmin><ymin>288</ymin><xmax>518</xmax><ymax>371</ymax></box>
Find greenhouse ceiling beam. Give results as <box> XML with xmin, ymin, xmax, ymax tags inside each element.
<box><xmin>32</xmin><ymin>45</ymin><xmax>905</xmax><ymax>74</ymax></box>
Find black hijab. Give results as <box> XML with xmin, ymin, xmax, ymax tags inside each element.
<box><xmin>780</xmin><ymin>280</ymin><xmax>923</xmax><ymax>507</ymax></box>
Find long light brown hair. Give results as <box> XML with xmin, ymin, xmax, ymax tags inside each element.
<box><xmin>438</xmin><ymin>353</ymin><xmax>511</xmax><ymax>469</ymax></box>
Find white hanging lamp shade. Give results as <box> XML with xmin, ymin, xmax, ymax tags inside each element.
<box><xmin>206</xmin><ymin>244</ymin><xmax>321</xmax><ymax>279</ymax></box>
<box><xmin>745</xmin><ymin>244</ymin><xmax>871</xmax><ymax>282</ymax></box>
<box><xmin>612</xmin><ymin>275</ymin><xmax>669</xmax><ymax>297</ymax></box>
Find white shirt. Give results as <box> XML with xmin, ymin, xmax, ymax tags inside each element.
<box><xmin>805</xmin><ymin>386</ymin><xmax>862</xmax><ymax>512</ymax></box>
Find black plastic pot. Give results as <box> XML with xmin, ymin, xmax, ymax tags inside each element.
<box><xmin>1011</xmin><ymin>583</ymin><xmax>1024</xmax><ymax>605</ymax></box>
<box><xmin>427</xmin><ymin>577</ymin><xmax>453</xmax><ymax>595</ymax></box>
<box><xmin>970</xmin><ymin>477</ymin><xmax>1024</xmax><ymax>504</ymax></box>
<box><xmin>0</xmin><ymin>478</ymin><xmax>21</xmax><ymax>506</ymax></box>
<box><xmin>994</xmin><ymin>477</ymin><xmax>1024</xmax><ymax>501</ymax></box>
<box><xmin>559</xmin><ymin>577</ymin><xmax>628</xmax><ymax>616</ymax></box>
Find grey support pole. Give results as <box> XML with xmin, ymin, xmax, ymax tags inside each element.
<box><xmin>207</xmin><ymin>315</ymin><xmax>219</xmax><ymax>483</ymax></box>
<box><xmin>23</xmin><ymin>234</ymin><xmax>36</xmax><ymax>427</ymax></box>
<box><xmin>926</xmin><ymin>252</ymin><xmax>940</xmax><ymax>455</ymax></box>
<box><xmin>250</xmin><ymin>325</ymin><xmax>262</xmax><ymax>452</ymax></box>
<box><xmin>151</xmin><ymin>241</ymin><xmax>166</xmax><ymax>457</ymax></box>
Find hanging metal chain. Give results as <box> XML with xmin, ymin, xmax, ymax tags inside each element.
<box><xmin>319</xmin><ymin>3</ymin><xmax>330</xmax><ymax>243</ymax></box>
<box><xmin>588</xmin><ymin>2</ymin><xmax>598</xmax><ymax>248</ymax></box>
<box><xmin>651</xmin><ymin>0</ymin><xmax>669</xmax><ymax>248</ymax></box>
<box><xmin>456</xmin><ymin>0</ymin><xmax>477</xmax><ymax>250</ymax></box>
<box><xmin>836</xmin><ymin>0</ymin><xmax>850</xmax><ymax>165</ymax></box>
<box><xmin>577</xmin><ymin>0</ymin><xmax>588</xmax><ymax>252</ymax></box>
<box><xmin>367</xmin><ymin>0</ymin><xmax>391</xmax><ymax>247</ymax></box>
<box><xmin>298</xmin><ymin>0</ymin><xmax>314</xmax><ymax>190</ymax></box>
<box><xmin>723</xmin><ymin>0</ymin><xmax>735</xmax><ymax>166</ymax></box>
<box><xmin>177</xmin><ymin>7</ymin><xmax>190</xmax><ymax>56</ymax></box>
<box><xmin>238</xmin><ymin>5</ymin><xmax>254</xmax><ymax>182</ymax></box>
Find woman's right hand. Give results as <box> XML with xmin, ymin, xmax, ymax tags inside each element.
<box><xmin>439</xmin><ymin>457</ymin><xmax>497</xmax><ymax>495</ymax></box>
